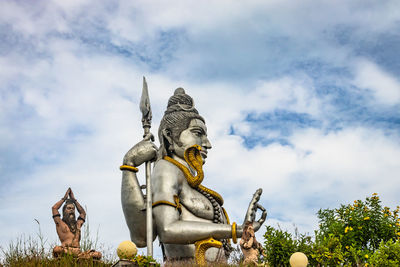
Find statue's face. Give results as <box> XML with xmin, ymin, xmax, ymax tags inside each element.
<box><xmin>65</xmin><ymin>203</ymin><xmax>75</xmax><ymax>219</ymax></box>
<box><xmin>173</xmin><ymin>118</ymin><xmax>212</xmax><ymax>163</ymax></box>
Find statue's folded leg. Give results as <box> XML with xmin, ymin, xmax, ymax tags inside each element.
<box><xmin>52</xmin><ymin>246</ymin><xmax>64</xmax><ymax>258</ymax></box>
<box><xmin>89</xmin><ymin>250</ymin><xmax>102</xmax><ymax>260</ymax></box>
<box><xmin>65</xmin><ymin>247</ymin><xmax>81</xmax><ymax>256</ymax></box>
<box><xmin>78</xmin><ymin>249</ymin><xmax>102</xmax><ymax>260</ymax></box>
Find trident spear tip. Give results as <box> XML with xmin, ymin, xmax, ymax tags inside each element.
<box><xmin>140</xmin><ymin>76</ymin><xmax>152</xmax><ymax>134</ymax></box>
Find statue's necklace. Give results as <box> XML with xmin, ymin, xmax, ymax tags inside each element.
<box><xmin>163</xmin><ymin>145</ymin><xmax>224</xmax><ymax>205</ymax></box>
<box><xmin>163</xmin><ymin>145</ymin><xmax>232</xmax><ymax>255</ymax></box>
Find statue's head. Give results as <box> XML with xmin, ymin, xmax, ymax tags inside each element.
<box><xmin>158</xmin><ymin>88</ymin><xmax>212</xmax><ymax>162</ymax></box>
<box><xmin>62</xmin><ymin>199</ymin><xmax>77</xmax><ymax>233</ymax></box>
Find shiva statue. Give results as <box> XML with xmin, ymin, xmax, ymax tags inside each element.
<box><xmin>120</xmin><ymin>87</ymin><xmax>267</xmax><ymax>264</ymax></box>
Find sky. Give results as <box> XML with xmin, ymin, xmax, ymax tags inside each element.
<box><xmin>1</xmin><ymin>0</ymin><xmax>400</xmax><ymax>261</ymax></box>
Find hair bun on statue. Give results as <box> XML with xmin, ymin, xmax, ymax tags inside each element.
<box><xmin>174</xmin><ymin>87</ymin><xmax>186</xmax><ymax>95</ymax></box>
<box><xmin>165</xmin><ymin>87</ymin><xmax>198</xmax><ymax>115</ymax></box>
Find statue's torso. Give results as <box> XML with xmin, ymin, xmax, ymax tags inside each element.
<box><xmin>56</xmin><ymin>221</ymin><xmax>80</xmax><ymax>248</ymax></box>
<box><xmin>152</xmin><ymin>159</ymin><xmax>228</xmax><ymax>262</ymax></box>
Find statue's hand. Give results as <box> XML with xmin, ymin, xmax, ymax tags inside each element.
<box><xmin>63</xmin><ymin>188</ymin><xmax>71</xmax><ymax>200</ymax></box>
<box><xmin>69</xmin><ymin>188</ymin><xmax>76</xmax><ymax>200</ymax></box>
<box><xmin>123</xmin><ymin>133</ymin><xmax>158</xmax><ymax>167</ymax></box>
<box><xmin>242</xmin><ymin>188</ymin><xmax>267</xmax><ymax>232</ymax></box>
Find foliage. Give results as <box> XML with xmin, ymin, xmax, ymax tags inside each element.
<box><xmin>315</xmin><ymin>193</ymin><xmax>400</xmax><ymax>266</ymax></box>
<box><xmin>131</xmin><ymin>254</ymin><xmax>160</xmax><ymax>267</ymax></box>
<box><xmin>263</xmin><ymin>225</ymin><xmax>313</xmax><ymax>266</ymax></box>
<box><xmin>369</xmin><ymin>239</ymin><xmax>400</xmax><ymax>266</ymax></box>
<box><xmin>262</xmin><ymin>194</ymin><xmax>400</xmax><ymax>266</ymax></box>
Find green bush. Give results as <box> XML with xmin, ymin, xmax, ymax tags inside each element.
<box><xmin>315</xmin><ymin>193</ymin><xmax>400</xmax><ymax>266</ymax></box>
<box><xmin>262</xmin><ymin>194</ymin><xmax>400</xmax><ymax>266</ymax></box>
<box><xmin>133</xmin><ymin>254</ymin><xmax>160</xmax><ymax>267</ymax></box>
<box><xmin>369</xmin><ymin>239</ymin><xmax>400</xmax><ymax>266</ymax></box>
<box><xmin>263</xmin><ymin>225</ymin><xmax>313</xmax><ymax>266</ymax></box>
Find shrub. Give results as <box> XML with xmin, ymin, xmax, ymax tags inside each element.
<box><xmin>262</xmin><ymin>194</ymin><xmax>400</xmax><ymax>266</ymax></box>
<box><xmin>263</xmin><ymin>225</ymin><xmax>313</xmax><ymax>266</ymax></box>
<box><xmin>369</xmin><ymin>239</ymin><xmax>400</xmax><ymax>266</ymax></box>
<box><xmin>315</xmin><ymin>193</ymin><xmax>400</xmax><ymax>265</ymax></box>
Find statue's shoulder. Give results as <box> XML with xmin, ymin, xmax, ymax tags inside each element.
<box><xmin>153</xmin><ymin>158</ymin><xmax>184</xmax><ymax>182</ymax></box>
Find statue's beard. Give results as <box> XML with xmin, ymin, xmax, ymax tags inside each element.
<box><xmin>62</xmin><ymin>212</ymin><xmax>77</xmax><ymax>234</ymax></box>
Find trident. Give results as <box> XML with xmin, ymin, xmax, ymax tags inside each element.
<box><xmin>139</xmin><ymin>77</ymin><xmax>153</xmax><ymax>257</ymax></box>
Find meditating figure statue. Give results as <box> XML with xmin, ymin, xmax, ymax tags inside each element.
<box><xmin>121</xmin><ymin>87</ymin><xmax>267</xmax><ymax>264</ymax></box>
<box><xmin>52</xmin><ymin>188</ymin><xmax>102</xmax><ymax>260</ymax></box>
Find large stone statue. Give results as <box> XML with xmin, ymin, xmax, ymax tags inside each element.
<box><xmin>121</xmin><ymin>87</ymin><xmax>267</xmax><ymax>263</ymax></box>
<box><xmin>52</xmin><ymin>188</ymin><xmax>102</xmax><ymax>260</ymax></box>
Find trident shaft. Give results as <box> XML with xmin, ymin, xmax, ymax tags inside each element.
<box><xmin>139</xmin><ymin>76</ymin><xmax>153</xmax><ymax>257</ymax></box>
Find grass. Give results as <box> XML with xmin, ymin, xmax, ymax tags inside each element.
<box><xmin>0</xmin><ymin>219</ymin><xmax>254</xmax><ymax>266</ymax></box>
<box><xmin>0</xmin><ymin>219</ymin><xmax>116</xmax><ymax>267</ymax></box>
<box><xmin>0</xmin><ymin>238</ymin><xmax>253</xmax><ymax>267</ymax></box>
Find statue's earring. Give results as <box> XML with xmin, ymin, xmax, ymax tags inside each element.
<box><xmin>169</xmin><ymin>144</ymin><xmax>174</xmax><ymax>153</ymax></box>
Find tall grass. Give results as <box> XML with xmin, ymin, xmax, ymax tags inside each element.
<box><xmin>0</xmin><ymin>218</ymin><xmax>249</xmax><ymax>266</ymax></box>
<box><xmin>0</xmin><ymin>219</ymin><xmax>116</xmax><ymax>267</ymax></box>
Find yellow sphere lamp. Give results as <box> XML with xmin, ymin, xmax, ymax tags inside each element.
<box><xmin>289</xmin><ymin>252</ymin><xmax>308</xmax><ymax>267</ymax></box>
<box><xmin>117</xmin><ymin>240</ymin><xmax>137</xmax><ymax>260</ymax></box>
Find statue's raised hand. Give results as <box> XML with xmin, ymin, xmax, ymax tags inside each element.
<box><xmin>243</xmin><ymin>188</ymin><xmax>267</xmax><ymax>232</ymax></box>
<box><xmin>63</xmin><ymin>188</ymin><xmax>71</xmax><ymax>200</ymax></box>
<box><xmin>123</xmin><ymin>133</ymin><xmax>158</xmax><ymax>167</ymax></box>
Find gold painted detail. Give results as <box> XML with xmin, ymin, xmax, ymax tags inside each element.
<box><xmin>232</xmin><ymin>222</ymin><xmax>237</xmax><ymax>244</ymax></box>
<box><xmin>152</xmin><ymin>195</ymin><xmax>182</xmax><ymax>213</ymax></box>
<box><xmin>194</xmin><ymin>237</ymin><xmax>222</xmax><ymax>266</ymax></box>
<box><xmin>198</xmin><ymin>186</ymin><xmax>223</xmax><ymax>206</ymax></box>
<box><xmin>222</xmin><ymin>207</ymin><xmax>230</xmax><ymax>224</ymax></box>
<box><xmin>164</xmin><ymin>145</ymin><xmax>224</xmax><ymax>205</ymax></box>
<box><xmin>120</xmin><ymin>165</ymin><xmax>139</xmax><ymax>172</ymax></box>
<box><xmin>183</xmin><ymin>144</ymin><xmax>204</xmax><ymax>187</ymax></box>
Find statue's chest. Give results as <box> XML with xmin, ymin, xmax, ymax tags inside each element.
<box><xmin>56</xmin><ymin>224</ymin><xmax>76</xmax><ymax>242</ymax></box>
<box><xmin>179</xmin><ymin>183</ymin><xmax>215</xmax><ymax>220</ymax></box>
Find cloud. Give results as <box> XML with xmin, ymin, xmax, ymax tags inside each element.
<box><xmin>353</xmin><ymin>58</ymin><xmax>400</xmax><ymax>105</ymax></box>
<box><xmin>207</xmin><ymin>126</ymin><xmax>400</xmax><ymax>236</ymax></box>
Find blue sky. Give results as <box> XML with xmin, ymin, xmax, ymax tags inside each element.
<box><xmin>1</xmin><ymin>0</ymin><xmax>400</xmax><ymax>261</ymax></box>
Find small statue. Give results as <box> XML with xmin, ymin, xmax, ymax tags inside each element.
<box><xmin>240</xmin><ymin>221</ymin><xmax>264</xmax><ymax>266</ymax></box>
<box><xmin>52</xmin><ymin>188</ymin><xmax>102</xmax><ymax>260</ymax></box>
<box><xmin>121</xmin><ymin>86</ymin><xmax>267</xmax><ymax>264</ymax></box>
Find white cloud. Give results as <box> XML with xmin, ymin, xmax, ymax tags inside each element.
<box><xmin>205</xmin><ymin>125</ymin><xmax>400</xmax><ymax>237</ymax></box>
<box><xmin>353</xmin><ymin>58</ymin><xmax>400</xmax><ymax>105</ymax></box>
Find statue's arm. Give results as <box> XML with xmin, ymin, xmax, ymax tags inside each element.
<box><xmin>156</xmin><ymin>210</ymin><xmax>241</xmax><ymax>244</ymax></box>
<box><xmin>52</xmin><ymin>188</ymin><xmax>70</xmax><ymax>223</ymax></box>
<box><xmin>121</xmin><ymin>167</ymin><xmax>145</xmax><ymax>229</ymax></box>
<box><xmin>153</xmin><ymin>162</ymin><xmax>243</xmax><ymax>244</ymax></box>
<box><xmin>121</xmin><ymin>134</ymin><xmax>157</xmax><ymax>246</ymax></box>
<box><xmin>74</xmin><ymin>200</ymin><xmax>86</xmax><ymax>219</ymax></box>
